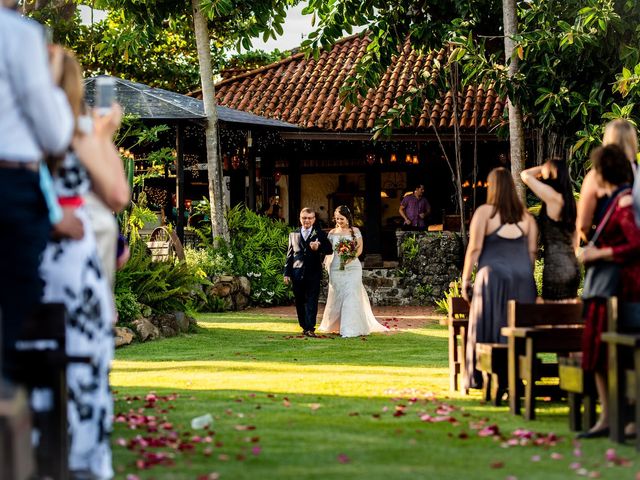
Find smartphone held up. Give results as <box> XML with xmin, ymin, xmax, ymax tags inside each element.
<box><xmin>95</xmin><ymin>76</ymin><xmax>116</xmax><ymax>116</ymax></box>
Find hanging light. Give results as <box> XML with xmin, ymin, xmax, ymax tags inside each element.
<box><xmin>390</xmin><ymin>153</ymin><xmax>397</xmax><ymax>163</ymax></box>
<box><xmin>412</xmin><ymin>155</ymin><xmax>419</xmax><ymax>165</ymax></box>
<box><xmin>405</xmin><ymin>153</ymin><xmax>412</xmax><ymax>164</ymax></box>
<box><xmin>365</xmin><ymin>152</ymin><xmax>376</xmax><ymax>165</ymax></box>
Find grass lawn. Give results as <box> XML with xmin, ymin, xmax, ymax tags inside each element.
<box><xmin>111</xmin><ymin>312</ymin><xmax>638</xmax><ymax>479</ymax></box>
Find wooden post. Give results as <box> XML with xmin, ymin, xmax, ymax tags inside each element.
<box><xmin>247</xmin><ymin>130</ymin><xmax>256</xmax><ymax>211</ymax></box>
<box><xmin>364</xmin><ymin>166</ymin><xmax>382</xmax><ymax>255</ymax></box>
<box><xmin>175</xmin><ymin>124</ymin><xmax>185</xmax><ymax>244</ymax></box>
<box><xmin>288</xmin><ymin>152</ymin><xmax>301</xmax><ymax>227</ymax></box>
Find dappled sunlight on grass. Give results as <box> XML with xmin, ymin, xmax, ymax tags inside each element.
<box><xmin>112</xmin><ymin>359</ymin><xmax>448</xmax><ymax>397</ymax></box>
<box><xmin>200</xmin><ymin>321</ymin><xmax>299</xmax><ymax>332</ymax></box>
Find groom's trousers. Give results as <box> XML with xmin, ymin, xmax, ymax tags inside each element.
<box><xmin>292</xmin><ymin>272</ymin><xmax>321</xmax><ymax>332</ymax></box>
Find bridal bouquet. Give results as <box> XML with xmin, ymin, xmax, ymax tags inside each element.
<box><xmin>335</xmin><ymin>237</ymin><xmax>357</xmax><ymax>270</ymax></box>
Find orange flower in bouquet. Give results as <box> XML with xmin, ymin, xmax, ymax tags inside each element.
<box><xmin>335</xmin><ymin>237</ymin><xmax>357</xmax><ymax>270</ymax></box>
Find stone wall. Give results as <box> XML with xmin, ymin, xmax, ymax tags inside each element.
<box><xmin>394</xmin><ymin>230</ymin><xmax>463</xmax><ymax>304</ymax></box>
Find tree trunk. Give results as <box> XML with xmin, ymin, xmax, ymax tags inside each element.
<box><xmin>449</xmin><ymin>63</ymin><xmax>468</xmax><ymax>249</ymax></box>
<box><xmin>192</xmin><ymin>0</ymin><xmax>229</xmax><ymax>242</ymax></box>
<box><xmin>502</xmin><ymin>0</ymin><xmax>526</xmax><ymax>201</ymax></box>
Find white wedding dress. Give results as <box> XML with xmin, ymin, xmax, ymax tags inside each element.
<box><xmin>318</xmin><ymin>231</ymin><xmax>389</xmax><ymax>337</ymax></box>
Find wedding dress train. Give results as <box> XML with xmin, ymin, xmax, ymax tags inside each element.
<box><xmin>318</xmin><ymin>232</ymin><xmax>389</xmax><ymax>337</ymax></box>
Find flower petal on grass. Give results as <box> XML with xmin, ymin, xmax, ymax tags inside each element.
<box><xmin>337</xmin><ymin>454</ymin><xmax>351</xmax><ymax>464</ymax></box>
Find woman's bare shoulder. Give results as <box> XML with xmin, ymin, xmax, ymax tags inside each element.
<box><xmin>473</xmin><ymin>204</ymin><xmax>494</xmax><ymax>219</ymax></box>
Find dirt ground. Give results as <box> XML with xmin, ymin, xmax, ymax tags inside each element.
<box><xmin>244</xmin><ymin>304</ymin><xmax>445</xmax><ymax>330</ymax></box>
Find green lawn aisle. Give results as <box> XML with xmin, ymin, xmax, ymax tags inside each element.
<box><xmin>111</xmin><ymin>313</ymin><xmax>637</xmax><ymax>480</ymax></box>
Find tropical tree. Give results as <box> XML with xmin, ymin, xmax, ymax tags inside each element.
<box><xmin>502</xmin><ymin>0</ymin><xmax>525</xmax><ymax>200</ymax></box>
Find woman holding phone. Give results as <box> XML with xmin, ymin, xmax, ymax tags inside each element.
<box><xmin>39</xmin><ymin>49</ymin><xmax>128</xmax><ymax>479</ymax></box>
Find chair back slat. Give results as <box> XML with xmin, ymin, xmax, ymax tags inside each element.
<box><xmin>448</xmin><ymin>296</ymin><xmax>470</xmax><ymax>320</ymax></box>
<box><xmin>607</xmin><ymin>297</ymin><xmax>640</xmax><ymax>333</ymax></box>
<box><xmin>507</xmin><ymin>300</ymin><xmax>583</xmax><ymax>328</ymax></box>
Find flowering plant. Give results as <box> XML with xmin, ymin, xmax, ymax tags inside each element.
<box><xmin>335</xmin><ymin>237</ymin><xmax>358</xmax><ymax>270</ymax></box>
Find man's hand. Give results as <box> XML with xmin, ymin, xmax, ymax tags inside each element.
<box><xmin>52</xmin><ymin>207</ymin><xmax>84</xmax><ymax>240</ymax></box>
<box><xmin>283</xmin><ymin>276</ymin><xmax>291</xmax><ymax>285</ymax></box>
<box><xmin>404</xmin><ymin>218</ymin><xmax>411</xmax><ymax>225</ymax></box>
<box><xmin>309</xmin><ymin>240</ymin><xmax>320</xmax><ymax>251</ymax></box>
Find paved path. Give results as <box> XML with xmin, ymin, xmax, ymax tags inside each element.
<box><xmin>244</xmin><ymin>304</ymin><xmax>444</xmax><ymax>330</ymax></box>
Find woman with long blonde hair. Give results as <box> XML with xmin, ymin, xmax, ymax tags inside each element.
<box><xmin>577</xmin><ymin>119</ymin><xmax>638</xmax><ymax>241</ymax></box>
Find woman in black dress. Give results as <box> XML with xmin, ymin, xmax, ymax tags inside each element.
<box><xmin>521</xmin><ymin>159</ymin><xmax>579</xmax><ymax>301</ymax></box>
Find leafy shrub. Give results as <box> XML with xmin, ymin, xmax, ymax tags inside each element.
<box><xmin>191</xmin><ymin>203</ymin><xmax>293</xmax><ymax>306</ymax></box>
<box><xmin>225</xmin><ymin>205</ymin><xmax>293</xmax><ymax>306</ymax></box>
<box><xmin>400</xmin><ymin>235</ymin><xmax>420</xmax><ymax>262</ymax></box>
<box><xmin>114</xmin><ymin>285</ymin><xmax>142</xmax><ymax>323</ymax></box>
<box><xmin>184</xmin><ymin>247</ymin><xmax>233</xmax><ymax>278</ymax></box>
<box><xmin>115</xmin><ymin>241</ymin><xmax>209</xmax><ymax>316</ymax></box>
<box><xmin>435</xmin><ymin>279</ymin><xmax>462</xmax><ymax>315</ymax></box>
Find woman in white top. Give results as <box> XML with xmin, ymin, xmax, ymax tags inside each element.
<box><xmin>318</xmin><ymin>205</ymin><xmax>388</xmax><ymax>337</ymax></box>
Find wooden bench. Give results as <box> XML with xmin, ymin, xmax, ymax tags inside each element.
<box><xmin>601</xmin><ymin>297</ymin><xmax>640</xmax><ymax>450</ymax></box>
<box><xmin>476</xmin><ymin>343</ymin><xmax>508</xmax><ymax>405</ymax></box>
<box><xmin>13</xmin><ymin>303</ymin><xmax>91</xmax><ymax>480</ymax></box>
<box><xmin>558</xmin><ymin>355</ymin><xmax>596</xmax><ymax>432</ymax></box>
<box><xmin>501</xmin><ymin>301</ymin><xmax>584</xmax><ymax>420</ymax></box>
<box><xmin>439</xmin><ymin>296</ymin><xmax>470</xmax><ymax>393</ymax></box>
<box><xmin>147</xmin><ymin>226</ymin><xmax>185</xmax><ymax>262</ymax></box>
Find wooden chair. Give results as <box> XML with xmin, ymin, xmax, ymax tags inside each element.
<box><xmin>501</xmin><ymin>301</ymin><xmax>584</xmax><ymax>420</ymax></box>
<box><xmin>476</xmin><ymin>342</ymin><xmax>508</xmax><ymax>405</ymax></box>
<box><xmin>12</xmin><ymin>303</ymin><xmax>91</xmax><ymax>480</ymax></box>
<box><xmin>601</xmin><ymin>297</ymin><xmax>640</xmax><ymax>450</ymax></box>
<box><xmin>558</xmin><ymin>355</ymin><xmax>596</xmax><ymax>432</ymax></box>
<box><xmin>439</xmin><ymin>296</ymin><xmax>470</xmax><ymax>393</ymax></box>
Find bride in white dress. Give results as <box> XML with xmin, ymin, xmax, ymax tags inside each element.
<box><xmin>318</xmin><ymin>206</ymin><xmax>389</xmax><ymax>337</ymax></box>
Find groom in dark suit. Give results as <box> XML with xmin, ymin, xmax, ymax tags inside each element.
<box><xmin>284</xmin><ymin>207</ymin><xmax>333</xmax><ymax>337</ymax></box>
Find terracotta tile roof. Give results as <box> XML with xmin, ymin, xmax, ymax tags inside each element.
<box><xmin>213</xmin><ymin>34</ymin><xmax>505</xmax><ymax>132</ymax></box>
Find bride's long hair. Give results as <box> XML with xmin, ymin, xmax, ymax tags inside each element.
<box><xmin>335</xmin><ymin>205</ymin><xmax>355</xmax><ymax>239</ymax></box>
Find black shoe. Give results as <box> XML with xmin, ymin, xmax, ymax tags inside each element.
<box><xmin>576</xmin><ymin>427</ymin><xmax>609</xmax><ymax>439</ymax></box>
<box><xmin>306</xmin><ymin>331</ymin><xmax>317</xmax><ymax>338</ymax></box>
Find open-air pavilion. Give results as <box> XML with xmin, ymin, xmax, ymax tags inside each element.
<box><xmin>84</xmin><ymin>77</ymin><xmax>297</xmax><ymax>242</ymax></box>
